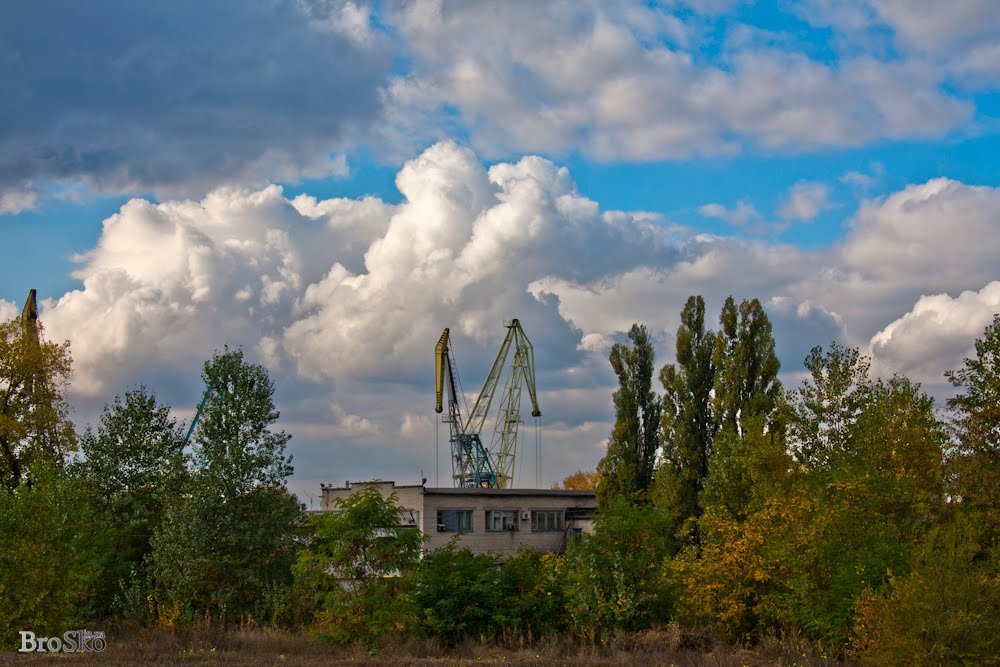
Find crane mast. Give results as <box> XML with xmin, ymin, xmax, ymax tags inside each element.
<box><xmin>434</xmin><ymin>319</ymin><xmax>541</xmax><ymax>489</ymax></box>
<box><xmin>435</xmin><ymin>328</ymin><xmax>500</xmax><ymax>487</ymax></box>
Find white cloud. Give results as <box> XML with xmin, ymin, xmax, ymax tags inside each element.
<box><xmin>380</xmin><ymin>2</ymin><xmax>972</xmax><ymax>161</ymax></box>
<box><xmin>0</xmin><ymin>189</ymin><xmax>38</xmax><ymax>215</ymax></box>
<box><xmin>778</xmin><ymin>181</ymin><xmax>830</xmax><ymax>221</ymax></box>
<box><xmin>0</xmin><ymin>299</ymin><xmax>17</xmax><ymax>322</ymax></box>
<box><xmin>869</xmin><ymin>281</ymin><xmax>1000</xmax><ymax>383</ymax></box>
<box><xmin>698</xmin><ymin>200</ymin><xmax>761</xmax><ymax>226</ymax></box>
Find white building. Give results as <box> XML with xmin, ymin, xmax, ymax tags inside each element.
<box><xmin>319</xmin><ymin>480</ymin><xmax>597</xmax><ymax>556</ymax></box>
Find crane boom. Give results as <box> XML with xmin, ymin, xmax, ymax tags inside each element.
<box><xmin>434</xmin><ymin>328</ymin><xmax>499</xmax><ymax>487</ymax></box>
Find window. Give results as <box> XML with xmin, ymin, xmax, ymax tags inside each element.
<box><xmin>437</xmin><ymin>509</ymin><xmax>472</xmax><ymax>532</ymax></box>
<box><xmin>531</xmin><ymin>510</ymin><xmax>564</xmax><ymax>532</ymax></box>
<box><xmin>486</xmin><ymin>510</ymin><xmax>518</xmax><ymax>531</ymax></box>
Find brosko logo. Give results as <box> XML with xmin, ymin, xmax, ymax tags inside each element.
<box><xmin>18</xmin><ymin>630</ymin><xmax>107</xmax><ymax>653</ymax></box>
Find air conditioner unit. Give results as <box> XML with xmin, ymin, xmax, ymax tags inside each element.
<box><xmin>437</xmin><ymin>524</ymin><xmax>446</xmax><ymax>532</ymax></box>
<box><xmin>520</xmin><ymin>511</ymin><xmax>530</xmax><ymax>520</ymax></box>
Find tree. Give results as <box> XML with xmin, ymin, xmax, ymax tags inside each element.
<box><xmin>295</xmin><ymin>485</ymin><xmax>423</xmax><ymax>646</ymax></box>
<box><xmin>713</xmin><ymin>296</ymin><xmax>782</xmax><ymax>433</ymax></box>
<box><xmin>690</xmin><ymin>298</ymin><xmax>784</xmax><ymax>523</ymax></box>
<box><xmin>193</xmin><ymin>345</ymin><xmax>293</xmax><ymax>494</ymax></box>
<box><xmin>659</xmin><ymin>295</ymin><xmax>719</xmax><ymax>529</ymax></box>
<box><xmin>788</xmin><ymin>343</ymin><xmax>870</xmax><ymax>471</ymax></box>
<box><xmin>0</xmin><ymin>462</ymin><xmax>110</xmax><ymax>646</ymax></box>
<box><xmin>556</xmin><ymin>469</ymin><xmax>600</xmax><ymax>490</ymax></box>
<box><xmin>597</xmin><ymin>324</ymin><xmax>661</xmax><ymax>504</ymax></box>
<box><xmin>407</xmin><ymin>543</ymin><xmax>501</xmax><ymax>645</ymax></box>
<box><xmin>946</xmin><ymin>313</ymin><xmax>1000</xmax><ymax>529</ymax></box>
<box><xmin>76</xmin><ymin>386</ymin><xmax>187</xmax><ymax>617</ymax></box>
<box><xmin>149</xmin><ymin>346</ymin><xmax>304</xmax><ymax>623</ymax></box>
<box><xmin>0</xmin><ymin>296</ymin><xmax>75</xmax><ymax>490</ymax></box>
<box><xmin>563</xmin><ymin>496</ymin><xmax>675</xmax><ymax>640</ymax></box>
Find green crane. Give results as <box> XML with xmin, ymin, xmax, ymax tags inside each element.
<box><xmin>435</xmin><ymin>319</ymin><xmax>541</xmax><ymax>488</ymax></box>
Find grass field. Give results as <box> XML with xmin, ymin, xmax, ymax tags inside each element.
<box><xmin>0</xmin><ymin>626</ymin><xmax>850</xmax><ymax>667</ymax></box>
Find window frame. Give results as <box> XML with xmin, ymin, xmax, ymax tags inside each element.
<box><xmin>485</xmin><ymin>509</ymin><xmax>519</xmax><ymax>531</ymax></box>
<box><xmin>530</xmin><ymin>509</ymin><xmax>564</xmax><ymax>532</ymax></box>
<box><xmin>436</xmin><ymin>509</ymin><xmax>473</xmax><ymax>532</ymax></box>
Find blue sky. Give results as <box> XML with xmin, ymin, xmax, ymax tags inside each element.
<box><xmin>2</xmin><ymin>1</ymin><xmax>999</xmax><ymax>495</ymax></box>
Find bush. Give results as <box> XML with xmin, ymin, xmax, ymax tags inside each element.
<box><xmin>0</xmin><ymin>465</ymin><xmax>110</xmax><ymax>647</ymax></box>
<box><xmin>851</xmin><ymin>517</ymin><xmax>1000</xmax><ymax>666</ymax></box>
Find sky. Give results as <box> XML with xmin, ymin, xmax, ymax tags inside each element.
<box><xmin>2</xmin><ymin>0</ymin><xmax>999</xmax><ymax>502</ymax></box>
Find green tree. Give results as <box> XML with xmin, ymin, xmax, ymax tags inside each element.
<box><xmin>0</xmin><ymin>310</ymin><xmax>75</xmax><ymax>490</ymax></box>
<box><xmin>659</xmin><ymin>295</ymin><xmax>718</xmax><ymax>529</ymax></box>
<box><xmin>76</xmin><ymin>386</ymin><xmax>187</xmax><ymax>618</ymax></box>
<box><xmin>149</xmin><ymin>346</ymin><xmax>304</xmax><ymax>623</ymax></box>
<box><xmin>563</xmin><ymin>497</ymin><xmax>675</xmax><ymax>641</ymax></box>
<box><xmin>713</xmin><ymin>296</ymin><xmax>782</xmax><ymax>432</ymax></box>
<box><xmin>696</xmin><ymin>298</ymin><xmax>784</xmax><ymax>521</ymax></box>
<box><xmin>946</xmin><ymin>313</ymin><xmax>1000</xmax><ymax>530</ymax></box>
<box><xmin>295</xmin><ymin>485</ymin><xmax>423</xmax><ymax>647</ymax></box>
<box><xmin>852</xmin><ymin>517</ymin><xmax>1000</xmax><ymax>666</ymax></box>
<box><xmin>193</xmin><ymin>345</ymin><xmax>293</xmax><ymax>494</ymax></box>
<box><xmin>407</xmin><ymin>542</ymin><xmax>501</xmax><ymax>645</ymax></box>
<box><xmin>772</xmin><ymin>373</ymin><xmax>945</xmax><ymax>648</ymax></box>
<box><xmin>597</xmin><ymin>323</ymin><xmax>661</xmax><ymax>504</ymax></box>
<box><xmin>0</xmin><ymin>463</ymin><xmax>110</xmax><ymax>647</ymax></box>
<box><xmin>788</xmin><ymin>343</ymin><xmax>870</xmax><ymax>471</ymax></box>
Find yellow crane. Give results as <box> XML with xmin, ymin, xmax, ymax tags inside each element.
<box><xmin>435</xmin><ymin>319</ymin><xmax>541</xmax><ymax>488</ymax></box>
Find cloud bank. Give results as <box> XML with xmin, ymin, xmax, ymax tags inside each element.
<box><xmin>30</xmin><ymin>144</ymin><xmax>1000</xmax><ymax>486</ymax></box>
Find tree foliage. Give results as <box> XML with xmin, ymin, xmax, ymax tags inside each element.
<box><xmin>295</xmin><ymin>485</ymin><xmax>423</xmax><ymax>646</ymax></box>
<box><xmin>713</xmin><ymin>296</ymin><xmax>782</xmax><ymax>432</ymax></box>
<box><xmin>947</xmin><ymin>312</ymin><xmax>1000</xmax><ymax>529</ymax></box>
<box><xmin>0</xmin><ymin>317</ymin><xmax>75</xmax><ymax>490</ymax></box>
<box><xmin>597</xmin><ymin>324</ymin><xmax>661</xmax><ymax>505</ymax></box>
<box><xmin>77</xmin><ymin>386</ymin><xmax>187</xmax><ymax>616</ymax></box>
<box><xmin>0</xmin><ymin>463</ymin><xmax>110</xmax><ymax>647</ymax></box>
<box><xmin>556</xmin><ymin>469</ymin><xmax>600</xmax><ymax>490</ymax></box>
<box><xmin>659</xmin><ymin>295</ymin><xmax>718</xmax><ymax>530</ymax></box>
<box><xmin>149</xmin><ymin>347</ymin><xmax>304</xmax><ymax>623</ymax></box>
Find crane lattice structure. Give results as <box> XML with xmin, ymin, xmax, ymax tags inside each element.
<box><xmin>435</xmin><ymin>319</ymin><xmax>541</xmax><ymax>488</ymax></box>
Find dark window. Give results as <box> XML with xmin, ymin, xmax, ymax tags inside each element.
<box><xmin>531</xmin><ymin>510</ymin><xmax>564</xmax><ymax>531</ymax></box>
<box><xmin>486</xmin><ymin>510</ymin><xmax>518</xmax><ymax>531</ymax></box>
<box><xmin>437</xmin><ymin>509</ymin><xmax>473</xmax><ymax>532</ymax></box>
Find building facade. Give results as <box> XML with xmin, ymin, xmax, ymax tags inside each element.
<box><xmin>320</xmin><ymin>480</ymin><xmax>597</xmax><ymax>556</ymax></box>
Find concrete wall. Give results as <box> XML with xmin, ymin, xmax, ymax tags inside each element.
<box><xmin>422</xmin><ymin>488</ymin><xmax>596</xmax><ymax>556</ymax></box>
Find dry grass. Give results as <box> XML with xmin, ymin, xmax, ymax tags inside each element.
<box><xmin>0</xmin><ymin>625</ymin><xmax>852</xmax><ymax>667</ymax></box>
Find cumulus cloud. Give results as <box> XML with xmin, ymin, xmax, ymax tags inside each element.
<box><xmin>0</xmin><ymin>1</ymin><xmax>390</xmax><ymax>197</ymax></box>
<box><xmin>779</xmin><ymin>181</ymin><xmax>831</xmax><ymax>221</ymax></box>
<box><xmin>41</xmin><ymin>183</ymin><xmax>388</xmax><ymax>395</ymax></box>
<box><xmin>276</xmin><ymin>141</ymin><xmax>676</xmax><ymax>381</ymax></box>
<box><xmin>869</xmin><ymin>281</ymin><xmax>1000</xmax><ymax>383</ymax></box>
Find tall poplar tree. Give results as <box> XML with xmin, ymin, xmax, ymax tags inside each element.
<box><xmin>712</xmin><ymin>296</ymin><xmax>782</xmax><ymax>432</ymax></box>
<box><xmin>659</xmin><ymin>295</ymin><xmax>718</xmax><ymax>526</ymax></box>
<box><xmin>597</xmin><ymin>323</ymin><xmax>661</xmax><ymax>505</ymax></box>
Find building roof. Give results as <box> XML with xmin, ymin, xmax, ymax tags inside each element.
<box><xmin>423</xmin><ymin>487</ymin><xmax>596</xmax><ymax>498</ymax></box>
